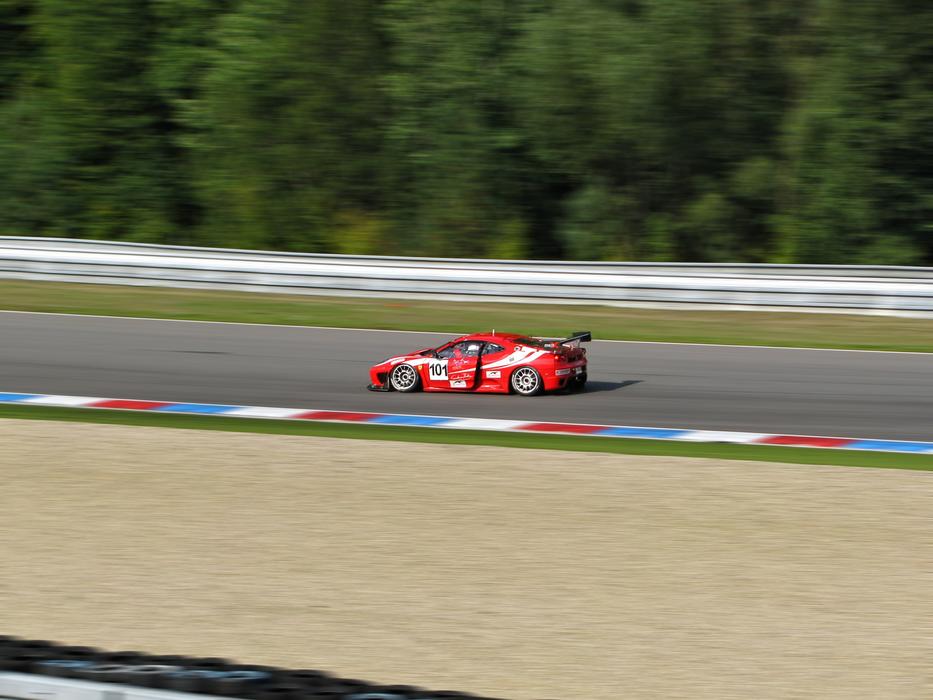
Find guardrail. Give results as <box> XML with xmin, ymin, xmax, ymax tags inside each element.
<box><xmin>2</xmin><ymin>237</ymin><xmax>932</xmax><ymax>316</ymax></box>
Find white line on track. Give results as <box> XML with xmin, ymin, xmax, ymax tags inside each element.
<box><xmin>1</xmin><ymin>309</ymin><xmax>931</xmax><ymax>355</ymax></box>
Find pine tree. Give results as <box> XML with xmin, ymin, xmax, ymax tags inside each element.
<box><xmin>191</xmin><ymin>0</ymin><xmax>386</xmax><ymax>252</ymax></box>
<box><xmin>777</xmin><ymin>0</ymin><xmax>933</xmax><ymax>264</ymax></box>
<box><xmin>384</xmin><ymin>0</ymin><xmax>543</xmax><ymax>258</ymax></box>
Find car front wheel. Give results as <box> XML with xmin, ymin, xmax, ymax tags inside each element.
<box><xmin>511</xmin><ymin>366</ymin><xmax>543</xmax><ymax>396</ymax></box>
<box><xmin>390</xmin><ymin>363</ymin><xmax>422</xmax><ymax>392</ymax></box>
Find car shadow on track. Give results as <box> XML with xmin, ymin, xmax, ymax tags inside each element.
<box><xmin>574</xmin><ymin>379</ymin><xmax>643</xmax><ymax>394</ymax></box>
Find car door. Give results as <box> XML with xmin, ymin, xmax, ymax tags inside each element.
<box><xmin>446</xmin><ymin>341</ymin><xmax>483</xmax><ymax>390</ymax></box>
<box><xmin>425</xmin><ymin>343</ymin><xmax>454</xmax><ymax>389</ymax></box>
<box><xmin>478</xmin><ymin>342</ymin><xmax>508</xmax><ymax>387</ymax></box>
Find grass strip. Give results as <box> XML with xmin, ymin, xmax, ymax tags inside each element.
<box><xmin>2</xmin><ymin>403</ymin><xmax>930</xmax><ymax>471</ymax></box>
<box><xmin>3</xmin><ymin>279</ymin><xmax>933</xmax><ymax>352</ymax></box>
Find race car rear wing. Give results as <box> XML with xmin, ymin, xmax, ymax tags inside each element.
<box><xmin>561</xmin><ymin>330</ymin><xmax>592</xmax><ymax>345</ymax></box>
<box><xmin>533</xmin><ymin>331</ymin><xmax>593</xmax><ymax>348</ymax></box>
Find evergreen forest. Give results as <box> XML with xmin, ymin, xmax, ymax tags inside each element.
<box><xmin>1</xmin><ymin>0</ymin><xmax>931</xmax><ymax>263</ymax></box>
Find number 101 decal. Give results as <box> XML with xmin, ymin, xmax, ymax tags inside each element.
<box><xmin>428</xmin><ymin>359</ymin><xmax>448</xmax><ymax>378</ymax></box>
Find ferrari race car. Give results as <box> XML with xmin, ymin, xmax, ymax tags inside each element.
<box><xmin>367</xmin><ymin>331</ymin><xmax>591</xmax><ymax>396</ymax></box>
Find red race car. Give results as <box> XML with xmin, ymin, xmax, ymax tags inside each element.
<box><xmin>367</xmin><ymin>331</ymin><xmax>591</xmax><ymax>396</ymax></box>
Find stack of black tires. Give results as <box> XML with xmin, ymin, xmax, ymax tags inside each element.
<box><xmin>0</xmin><ymin>637</ymin><xmax>502</xmax><ymax>700</ymax></box>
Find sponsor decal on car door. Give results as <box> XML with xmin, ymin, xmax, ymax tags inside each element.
<box><xmin>448</xmin><ymin>355</ymin><xmax>479</xmax><ymax>388</ymax></box>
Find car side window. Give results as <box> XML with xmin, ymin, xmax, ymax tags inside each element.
<box><xmin>482</xmin><ymin>343</ymin><xmax>505</xmax><ymax>356</ymax></box>
<box><xmin>438</xmin><ymin>341</ymin><xmax>482</xmax><ymax>359</ymax></box>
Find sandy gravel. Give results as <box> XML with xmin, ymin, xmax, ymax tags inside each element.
<box><xmin>0</xmin><ymin>418</ymin><xmax>931</xmax><ymax>700</ymax></box>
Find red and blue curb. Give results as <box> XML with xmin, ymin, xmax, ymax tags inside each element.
<box><xmin>1</xmin><ymin>391</ymin><xmax>931</xmax><ymax>454</ymax></box>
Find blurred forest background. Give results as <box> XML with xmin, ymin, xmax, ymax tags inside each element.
<box><xmin>1</xmin><ymin>0</ymin><xmax>931</xmax><ymax>263</ymax></box>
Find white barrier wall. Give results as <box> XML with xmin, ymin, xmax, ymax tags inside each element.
<box><xmin>0</xmin><ymin>672</ymin><xmax>436</xmax><ymax>700</ymax></box>
<box><xmin>0</xmin><ymin>673</ymin><xmax>229</xmax><ymax>700</ymax></box>
<box><xmin>2</xmin><ymin>237</ymin><xmax>932</xmax><ymax>316</ymax></box>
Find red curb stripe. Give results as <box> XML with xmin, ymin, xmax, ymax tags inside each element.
<box><xmin>758</xmin><ymin>435</ymin><xmax>853</xmax><ymax>448</ymax></box>
<box><xmin>7</xmin><ymin>392</ymin><xmax>913</xmax><ymax>455</ymax></box>
<box><xmin>90</xmin><ymin>399</ymin><xmax>172</xmax><ymax>410</ymax></box>
<box><xmin>518</xmin><ymin>422</ymin><xmax>608</xmax><ymax>434</ymax></box>
<box><xmin>293</xmin><ymin>410</ymin><xmax>383</xmax><ymax>422</ymax></box>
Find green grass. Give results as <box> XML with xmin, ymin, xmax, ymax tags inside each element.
<box><xmin>2</xmin><ymin>279</ymin><xmax>933</xmax><ymax>351</ymax></box>
<box><xmin>1</xmin><ymin>403</ymin><xmax>930</xmax><ymax>471</ymax></box>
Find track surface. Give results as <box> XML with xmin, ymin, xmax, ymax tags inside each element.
<box><xmin>2</xmin><ymin>312</ymin><xmax>932</xmax><ymax>440</ymax></box>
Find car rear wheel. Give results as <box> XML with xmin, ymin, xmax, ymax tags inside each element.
<box><xmin>390</xmin><ymin>363</ymin><xmax>421</xmax><ymax>392</ymax></box>
<box><xmin>511</xmin><ymin>366</ymin><xmax>543</xmax><ymax>396</ymax></box>
<box><xmin>570</xmin><ymin>371</ymin><xmax>587</xmax><ymax>392</ymax></box>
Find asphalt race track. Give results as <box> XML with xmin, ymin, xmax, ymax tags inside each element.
<box><xmin>2</xmin><ymin>311</ymin><xmax>932</xmax><ymax>440</ymax></box>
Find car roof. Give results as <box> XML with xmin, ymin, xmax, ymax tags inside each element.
<box><xmin>451</xmin><ymin>332</ymin><xmax>525</xmax><ymax>344</ymax></box>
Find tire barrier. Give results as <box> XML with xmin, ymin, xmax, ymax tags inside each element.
<box><xmin>0</xmin><ymin>637</ymin><xmax>504</xmax><ymax>700</ymax></box>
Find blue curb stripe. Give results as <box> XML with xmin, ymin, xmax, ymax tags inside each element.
<box><xmin>844</xmin><ymin>440</ymin><xmax>933</xmax><ymax>453</ymax></box>
<box><xmin>596</xmin><ymin>427</ymin><xmax>691</xmax><ymax>439</ymax></box>
<box><xmin>153</xmin><ymin>403</ymin><xmax>240</xmax><ymax>414</ymax></box>
<box><xmin>0</xmin><ymin>393</ymin><xmax>40</xmax><ymax>402</ymax></box>
<box><xmin>367</xmin><ymin>414</ymin><xmax>455</xmax><ymax>427</ymax></box>
<box><xmin>2</xmin><ymin>391</ymin><xmax>931</xmax><ymax>457</ymax></box>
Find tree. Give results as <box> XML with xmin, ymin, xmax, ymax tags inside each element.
<box><xmin>148</xmin><ymin>0</ymin><xmax>233</xmax><ymax>239</ymax></box>
<box><xmin>776</xmin><ymin>0</ymin><xmax>933</xmax><ymax>264</ymax></box>
<box><xmin>0</xmin><ymin>0</ymin><xmax>36</xmax><ymax>98</ymax></box>
<box><xmin>191</xmin><ymin>0</ymin><xmax>387</xmax><ymax>252</ymax></box>
<box><xmin>11</xmin><ymin>0</ymin><xmax>178</xmax><ymax>240</ymax></box>
<box><xmin>383</xmin><ymin>0</ymin><xmax>549</xmax><ymax>259</ymax></box>
<box><xmin>514</xmin><ymin>0</ymin><xmax>797</xmax><ymax>261</ymax></box>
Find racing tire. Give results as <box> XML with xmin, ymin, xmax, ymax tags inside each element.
<box><xmin>389</xmin><ymin>363</ymin><xmax>421</xmax><ymax>393</ymax></box>
<box><xmin>510</xmin><ymin>366</ymin><xmax>543</xmax><ymax>396</ymax></box>
<box><xmin>0</xmin><ymin>652</ymin><xmax>47</xmax><ymax>672</ymax></box>
<box><xmin>570</xmin><ymin>372</ymin><xmax>587</xmax><ymax>392</ymax></box>
<box><xmin>34</xmin><ymin>660</ymin><xmax>91</xmax><ymax>678</ymax></box>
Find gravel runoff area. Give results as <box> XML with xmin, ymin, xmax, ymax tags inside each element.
<box><xmin>1</xmin><ymin>419</ymin><xmax>931</xmax><ymax>700</ymax></box>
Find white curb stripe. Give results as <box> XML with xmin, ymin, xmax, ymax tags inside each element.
<box><xmin>1</xmin><ymin>391</ymin><xmax>931</xmax><ymax>456</ymax></box>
